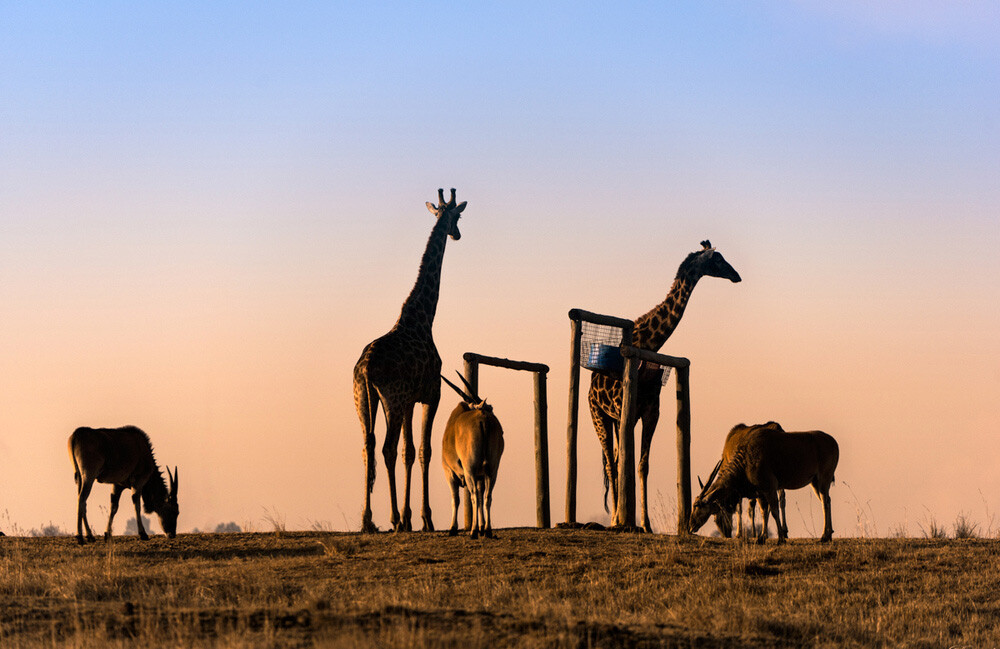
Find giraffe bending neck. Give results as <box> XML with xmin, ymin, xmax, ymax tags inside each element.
<box><xmin>395</xmin><ymin>212</ymin><xmax>453</xmax><ymax>333</ymax></box>
<box><xmin>631</xmin><ymin>261</ymin><xmax>701</xmax><ymax>351</ymax></box>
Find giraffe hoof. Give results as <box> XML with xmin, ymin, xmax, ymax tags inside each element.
<box><xmin>447</xmin><ymin>527</ymin><xmax>458</xmax><ymax>537</ymax></box>
<box><xmin>360</xmin><ymin>520</ymin><xmax>379</xmax><ymax>534</ymax></box>
<box><xmin>422</xmin><ymin>514</ymin><xmax>434</xmax><ymax>532</ymax></box>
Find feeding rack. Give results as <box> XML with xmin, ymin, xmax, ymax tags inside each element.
<box><xmin>565</xmin><ymin>308</ymin><xmax>692</xmax><ymax>533</ymax></box>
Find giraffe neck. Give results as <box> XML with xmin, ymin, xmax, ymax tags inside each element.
<box><xmin>394</xmin><ymin>214</ymin><xmax>451</xmax><ymax>333</ymax></box>
<box><xmin>631</xmin><ymin>270</ymin><xmax>700</xmax><ymax>351</ymax></box>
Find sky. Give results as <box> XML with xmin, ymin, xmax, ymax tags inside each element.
<box><xmin>1</xmin><ymin>2</ymin><xmax>997</xmax><ymax>538</ymax></box>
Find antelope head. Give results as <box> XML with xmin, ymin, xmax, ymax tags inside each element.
<box><xmin>426</xmin><ymin>188</ymin><xmax>467</xmax><ymax>241</ymax></box>
<box><xmin>689</xmin><ymin>460</ymin><xmax>726</xmax><ymax>533</ymax></box>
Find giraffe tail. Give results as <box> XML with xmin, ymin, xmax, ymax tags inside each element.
<box><xmin>354</xmin><ymin>368</ymin><xmax>379</xmax><ymax>494</ymax></box>
<box><xmin>601</xmin><ymin>455</ymin><xmax>610</xmax><ymax>514</ymax></box>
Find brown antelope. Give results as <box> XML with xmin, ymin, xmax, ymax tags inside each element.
<box><xmin>68</xmin><ymin>426</ymin><xmax>179</xmax><ymax>545</ymax></box>
<box><xmin>703</xmin><ymin>422</ymin><xmax>787</xmax><ymax>539</ymax></box>
<box><xmin>690</xmin><ymin>423</ymin><xmax>839</xmax><ymax>544</ymax></box>
<box><xmin>440</xmin><ymin>373</ymin><xmax>504</xmax><ymax>539</ymax></box>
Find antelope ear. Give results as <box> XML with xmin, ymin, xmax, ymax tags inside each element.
<box><xmin>455</xmin><ymin>201</ymin><xmax>467</xmax><ymax>213</ymax></box>
<box><xmin>426</xmin><ymin>202</ymin><xmax>438</xmax><ymax>214</ymax></box>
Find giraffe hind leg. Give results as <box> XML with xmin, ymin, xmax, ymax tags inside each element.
<box><xmin>355</xmin><ymin>374</ymin><xmax>380</xmax><ymax>533</ymax></box>
<box><xmin>589</xmin><ymin>399</ymin><xmax>618</xmax><ymax>514</ymax></box>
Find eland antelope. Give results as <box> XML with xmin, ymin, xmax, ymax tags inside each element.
<box><xmin>440</xmin><ymin>373</ymin><xmax>504</xmax><ymax>539</ymax></box>
<box><xmin>690</xmin><ymin>423</ymin><xmax>839</xmax><ymax>544</ymax></box>
<box><xmin>704</xmin><ymin>421</ymin><xmax>788</xmax><ymax>539</ymax></box>
<box><xmin>69</xmin><ymin>426</ymin><xmax>179</xmax><ymax>544</ymax></box>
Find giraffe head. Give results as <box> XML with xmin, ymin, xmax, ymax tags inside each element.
<box><xmin>685</xmin><ymin>240</ymin><xmax>742</xmax><ymax>283</ymax></box>
<box><xmin>426</xmin><ymin>188</ymin><xmax>467</xmax><ymax>241</ymax></box>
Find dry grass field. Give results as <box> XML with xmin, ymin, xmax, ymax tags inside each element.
<box><xmin>2</xmin><ymin>528</ymin><xmax>998</xmax><ymax>648</ymax></box>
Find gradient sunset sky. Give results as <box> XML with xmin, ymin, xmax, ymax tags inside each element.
<box><xmin>1</xmin><ymin>2</ymin><xmax>997</xmax><ymax>537</ymax></box>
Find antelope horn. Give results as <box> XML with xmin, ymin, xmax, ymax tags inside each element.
<box><xmin>455</xmin><ymin>371</ymin><xmax>481</xmax><ymax>403</ymax></box>
<box><xmin>173</xmin><ymin>466</ymin><xmax>178</xmax><ymax>492</ymax></box>
<box><xmin>166</xmin><ymin>466</ymin><xmax>174</xmax><ymax>490</ymax></box>
<box><xmin>441</xmin><ymin>374</ymin><xmax>474</xmax><ymax>404</ymax></box>
<box><xmin>437</xmin><ymin>188</ymin><xmax>446</xmax><ymax>206</ymax></box>
<box><xmin>697</xmin><ymin>460</ymin><xmax>722</xmax><ymax>499</ymax></box>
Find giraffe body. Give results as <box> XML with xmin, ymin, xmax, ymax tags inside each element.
<box><xmin>588</xmin><ymin>241</ymin><xmax>741</xmax><ymax>532</ymax></box>
<box><xmin>353</xmin><ymin>189</ymin><xmax>466</xmax><ymax>533</ymax></box>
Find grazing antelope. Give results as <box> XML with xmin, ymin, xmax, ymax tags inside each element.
<box><xmin>703</xmin><ymin>422</ymin><xmax>787</xmax><ymax>539</ymax></box>
<box><xmin>690</xmin><ymin>423</ymin><xmax>839</xmax><ymax>544</ymax></box>
<box><xmin>69</xmin><ymin>426</ymin><xmax>179</xmax><ymax>545</ymax></box>
<box><xmin>440</xmin><ymin>373</ymin><xmax>504</xmax><ymax>539</ymax></box>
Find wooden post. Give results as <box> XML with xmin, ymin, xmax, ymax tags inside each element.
<box><xmin>462</xmin><ymin>357</ymin><xmax>479</xmax><ymax>531</ymax></box>
<box><xmin>614</xmin><ymin>353</ymin><xmax>639</xmax><ymax>528</ymax></box>
<box><xmin>565</xmin><ymin>316</ymin><xmax>582</xmax><ymax>524</ymax></box>
<box><xmin>675</xmin><ymin>364</ymin><xmax>691</xmax><ymax>534</ymax></box>
<box><xmin>533</xmin><ymin>371</ymin><xmax>550</xmax><ymax>528</ymax></box>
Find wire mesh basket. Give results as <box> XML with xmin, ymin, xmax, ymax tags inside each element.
<box><xmin>578</xmin><ymin>320</ymin><xmax>671</xmax><ymax>385</ymax></box>
<box><xmin>579</xmin><ymin>321</ymin><xmax>625</xmax><ymax>377</ymax></box>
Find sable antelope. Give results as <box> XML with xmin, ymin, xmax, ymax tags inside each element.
<box><xmin>440</xmin><ymin>373</ymin><xmax>504</xmax><ymax>539</ymax></box>
<box><xmin>69</xmin><ymin>426</ymin><xmax>179</xmax><ymax>545</ymax></box>
<box><xmin>690</xmin><ymin>423</ymin><xmax>839</xmax><ymax>544</ymax></box>
<box><xmin>702</xmin><ymin>422</ymin><xmax>787</xmax><ymax>539</ymax></box>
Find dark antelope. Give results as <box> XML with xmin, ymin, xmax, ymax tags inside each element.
<box><xmin>703</xmin><ymin>421</ymin><xmax>787</xmax><ymax>539</ymax></box>
<box><xmin>440</xmin><ymin>373</ymin><xmax>504</xmax><ymax>539</ymax></box>
<box><xmin>68</xmin><ymin>426</ymin><xmax>179</xmax><ymax>544</ymax></box>
<box><xmin>690</xmin><ymin>422</ymin><xmax>839</xmax><ymax>544</ymax></box>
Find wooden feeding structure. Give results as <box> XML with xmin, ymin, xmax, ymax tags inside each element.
<box><xmin>460</xmin><ymin>352</ymin><xmax>551</xmax><ymax>529</ymax></box>
<box><xmin>565</xmin><ymin>308</ymin><xmax>693</xmax><ymax>532</ymax></box>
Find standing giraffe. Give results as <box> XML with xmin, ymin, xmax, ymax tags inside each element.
<box><xmin>353</xmin><ymin>188</ymin><xmax>467</xmax><ymax>533</ymax></box>
<box><xmin>588</xmin><ymin>240</ymin><xmax>741</xmax><ymax>532</ymax></box>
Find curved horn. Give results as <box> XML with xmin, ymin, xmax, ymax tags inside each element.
<box><xmin>173</xmin><ymin>466</ymin><xmax>178</xmax><ymax>493</ymax></box>
<box><xmin>441</xmin><ymin>374</ymin><xmax>474</xmax><ymax>403</ymax></box>
<box><xmin>697</xmin><ymin>459</ymin><xmax>722</xmax><ymax>499</ymax></box>
<box><xmin>455</xmin><ymin>371</ymin><xmax>481</xmax><ymax>403</ymax></box>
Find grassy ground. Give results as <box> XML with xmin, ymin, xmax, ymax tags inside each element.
<box><xmin>2</xmin><ymin>528</ymin><xmax>998</xmax><ymax>648</ymax></box>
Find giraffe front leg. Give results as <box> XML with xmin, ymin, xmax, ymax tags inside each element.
<box><xmin>398</xmin><ymin>403</ymin><xmax>416</xmax><ymax>532</ymax></box>
<box><xmin>382</xmin><ymin>411</ymin><xmax>403</xmax><ymax>532</ymax></box>
<box><xmin>637</xmin><ymin>406</ymin><xmax>660</xmax><ymax>533</ymax></box>
<box><xmin>419</xmin><ymin>399</ymin><xmax>438</xmax><ymax>531</ymax></box>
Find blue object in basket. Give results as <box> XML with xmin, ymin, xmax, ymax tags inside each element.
<box><xmin>585</xmin><ymin>343</ymin><xmax>624</xmax><ymax>375</ymax></box>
